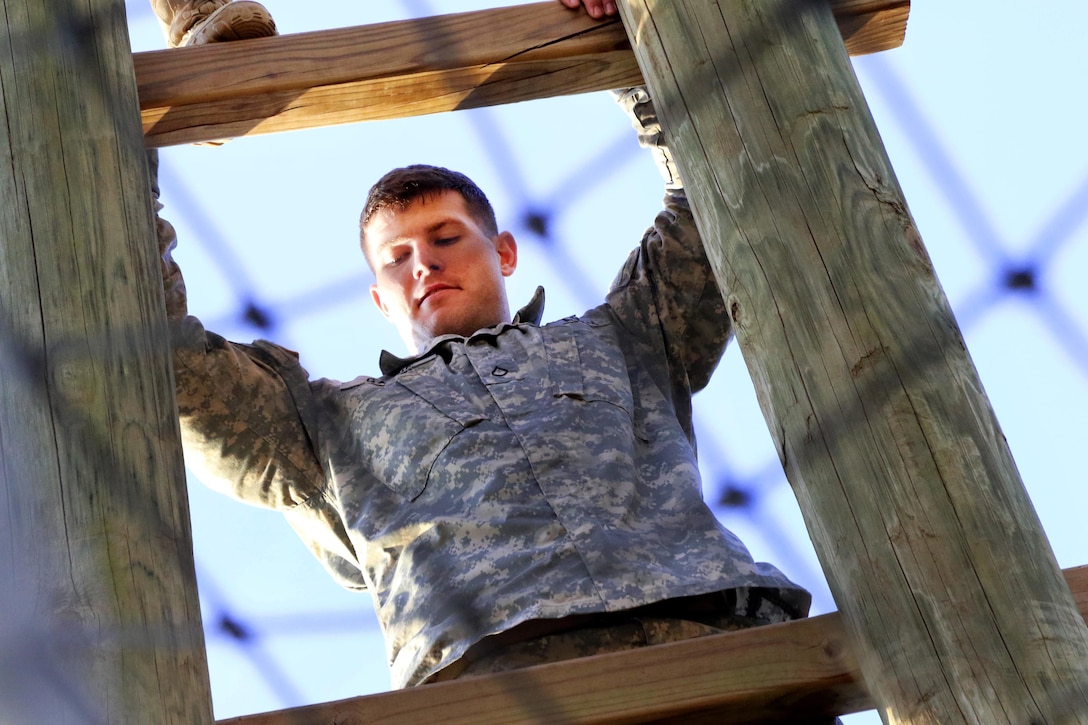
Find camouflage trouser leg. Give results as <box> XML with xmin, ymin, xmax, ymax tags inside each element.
<box><xmin>438</xmin><ymin>615</ymin><xmax>759</xmax><ymax>679</ymax></box>
<box><xmin>432</xmin><ymin>609</ymin><xmax>843</xmax><ymax>724</ymax></box>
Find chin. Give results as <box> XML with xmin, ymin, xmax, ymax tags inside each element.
<box><xmin>413</xmin><ymin>307</ymin><xmax>503</xmax><ymax>347</ymax></box>
<box><xmin>412</xmin><ymin>318</ymin><xmax>463</xmax><ymax>346</ymax></box>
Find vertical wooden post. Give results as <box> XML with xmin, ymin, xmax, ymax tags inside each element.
<box><xmin>616</xmin><ymin>0</ymin><xmax>1088</xmax><ymax>722</ymax></box>
<box><xmin>0</xmin><ymin>1</ymin><xmax>212</xmax><ymax>722</ymax></box>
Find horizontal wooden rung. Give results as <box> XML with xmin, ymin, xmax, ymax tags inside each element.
<box><xmin>136</xmin><ymin>0</ymin><xmax>910</xmax><ymax>147</ymax></box>
<box><xmin>216</xmin><ymin>564</ymin><xmax>1085</xmax><ymax>725</ymax></box>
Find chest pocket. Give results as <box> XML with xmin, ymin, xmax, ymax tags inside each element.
<box><xmin>544</xmin><ymin>317</ymin><xmax>647</xmax><ymax>441</ymax></box>
<box><xmin>358</xmin><ymin>358</ymin><xmax>485</xmax><ymax>502</ymax></box>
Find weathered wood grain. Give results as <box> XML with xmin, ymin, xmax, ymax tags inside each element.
<box><xmin>0</xmin><ymin>0</ymin><xmax>212</xmax><ymax>721</ymax></box>
<box><xmin>616</xmin><ymin>0</ymin><xmax>1088</xmax><ymax>722</ymax></box>
<box><xmin>220</xmin><ymin>612</ymin><xmax>864</xmax><ymax>725</ymax></box>
<box><xmin>135</xmin><ymin>0</ymin><xmax>908</xmax><ymax>147</ymax></box>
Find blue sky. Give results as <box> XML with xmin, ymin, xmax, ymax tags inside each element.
<box><xmin>124</xmin><ymin>2</ymin><xmax>1088</xmax><ymax>722</ymax></box>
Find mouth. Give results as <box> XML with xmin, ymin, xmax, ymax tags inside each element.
<box><xmin>417</xmin><ymin>284</ymin><xmax>456</xmax><ymax>308</ymax></box>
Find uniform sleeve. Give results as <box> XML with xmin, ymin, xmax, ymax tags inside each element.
<box><xmin>606</xmin><ymin>191</ymin><xmax>732</xmax><ymax>394</ymax></box>
<box><xmin>171</xmin><ymin>316</ymin><xmax>367</xmax><ymax>589</ymax></box>
<box><xmin>606</xmin><ymin>89</ymin><xmax>732</xmax><ymax>393</ymax></box>
<box><xmin>152</xmin><ymin>147</ymin><xmax>323</xmax><ymax>509</ymax></box>
<box><xmin>152</xmin><ymin>152</ymin><xmax>365</xmax><ymax>588</ymax></box>
<box><xmin>171</xmin><ymin>319</ymin><xmax>324</xmax><ymax>508</ymax></box>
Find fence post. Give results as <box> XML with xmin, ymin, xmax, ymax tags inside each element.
<box><xmin>0</xmin><ymin>1</ymin><xmax>213</xmax><ymax>721</ymax></box>
<box><xmin>615</xmin><ymin>0</ymin><xmax>1088</xmax><ymax>721</ymax></box>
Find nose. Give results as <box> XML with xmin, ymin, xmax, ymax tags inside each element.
<box><xmin>413</xmin><ymin>246</ymin><xmax>442</xmax><ymax>278</ymax></box>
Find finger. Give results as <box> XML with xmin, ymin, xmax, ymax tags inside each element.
<box><xmin>583</xmin><ymin>0</ymin><xmax>604</xmax><ymax>17</ymax></box>
<box><xmin>565</xmin><ymin>0</ymin><xmax>617</xmax><ymax>19</ymax></box>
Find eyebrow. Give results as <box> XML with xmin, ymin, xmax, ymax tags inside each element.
<box><xmin>374</xmin><ymin>218</ymin><xmax>464</xmax><ymax>255</ymax></box>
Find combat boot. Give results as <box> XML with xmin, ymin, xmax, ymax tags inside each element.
<box><xmin>154</xmin><ymin>0</ymin><xmax>277</xmax><ymax>48</ymax></box>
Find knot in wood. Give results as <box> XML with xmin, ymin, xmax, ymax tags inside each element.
<box><xmin>52</xmin><ymin>356</ymin><xmax>100</xmax><ymax>409</ymax></box>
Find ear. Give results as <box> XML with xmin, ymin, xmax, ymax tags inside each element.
<box><xmin>370</xmin><ymin>284</ymin><xmax>392</xmax><ymax>319</ymax></box>
<box><xmin>494</xmin><ymin>231</ymin><xmax>518</xmax><ymax>277</ymax></box>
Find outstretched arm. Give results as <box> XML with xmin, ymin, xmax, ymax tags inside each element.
<box><xmin>557</xmin><ymin>0</ymin><xmax>619</xmax><ymax>20</ymax></box>
<box><xmin>150</xmin><ymin>153</ymin><xmax>365</xmax><ymax>587</ymax></box>
<box><xmin>604</xmin><ymin>88</ymin><xmax>730</xmax><ymax>397</ymax></box>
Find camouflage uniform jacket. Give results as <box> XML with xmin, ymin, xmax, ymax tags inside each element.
<box><xmin>169</xmin><ymin>191</ymin><xmax>810</xmax><ymax>688</ymax></box>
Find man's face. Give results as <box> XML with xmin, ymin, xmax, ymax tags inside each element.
<box><xmin>366</xmin><ymin>191</ymin><xmax>518</xmax><ymax>354</ymax></box>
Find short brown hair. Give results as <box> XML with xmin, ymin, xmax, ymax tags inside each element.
<box><xmin>360</xmin><ymin>165</ymin><xmax>498</xmax><ymax>266</ymax></box>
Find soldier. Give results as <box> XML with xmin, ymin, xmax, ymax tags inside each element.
<box><xmin>153</xmin><ymin>0</ymin><xmax>819</xmax><ymax>700</ymax></box>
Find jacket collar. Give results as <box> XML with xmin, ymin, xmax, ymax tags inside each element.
<box><xmin>378</xmin><ymin>287</ymin><xmax>545</xmax><ymax>377</ymax></box>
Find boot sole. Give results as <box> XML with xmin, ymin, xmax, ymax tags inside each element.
<box><xmin>183</xmin><ymin>1</ymin><xmax>278</xmax><ymax>46</ymax></box>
